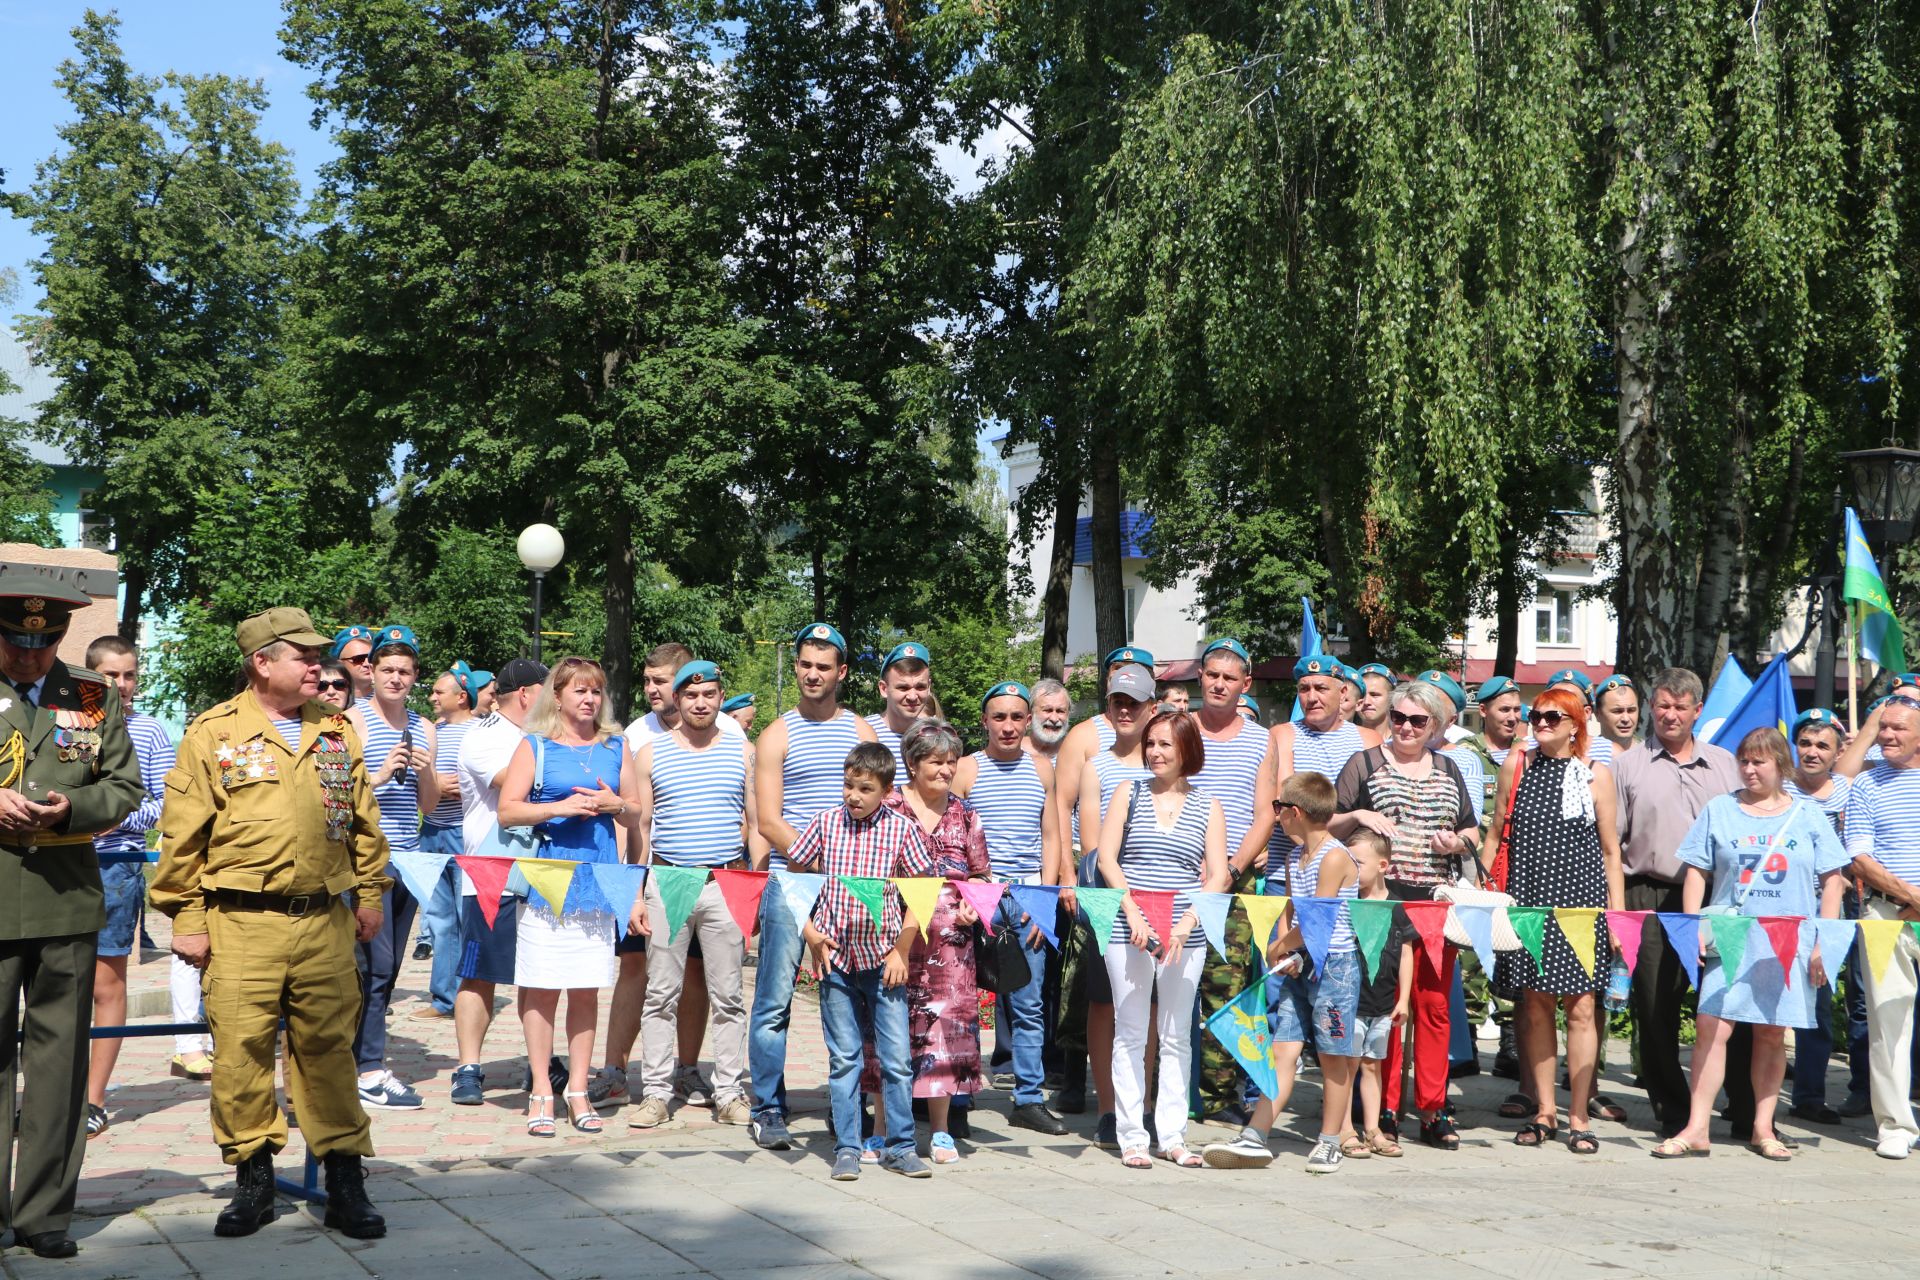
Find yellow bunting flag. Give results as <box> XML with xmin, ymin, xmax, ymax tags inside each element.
<box><xmin>1859</xmin><ymin>918</ymin><xmax>1905</xmax><ymax>983</ymax></box>
<box><xmin>1237</xmin><ymin>894</ymin><xmax>1290</xmax><ymax>952</ymax></box>
<box><xmin>515</xmin><ymin>858</ymin><xmax>578</xmax><ymax>916</ymax></box>
<box><xmin>1553</xmin><ymin>908</ymin><xmax>1601</xmax><ymax>979</ymax></box>
<box><xmin>892</xmin><ymin>878</ymin><xmax>945</xmax><ymax>941</ymax></box>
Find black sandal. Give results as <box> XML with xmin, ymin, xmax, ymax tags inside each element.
<box><xmin>1513</xmin><ymin>1121</ymin><xmax>1555</xmax><ymax>1147</ymax></box>
<box><xmin>1420</xmin><ymin>1114</ymin><xmax>1460</xmax><ymax>1151</ymax></box>
<box><xmin>1497</xmin><ymin>1093</ymin><xmax>1537</xmax><ymax>1120</ymax></box>
<box><xmin>1377</xmin><ymin>1109</ymin><xmax>1399</xmax><ymax>1142</ymax></box>
<box><xmin>1567</xmin><ymin>1129</ymin><xmax>1600</xmax><ymax>1154</ymax></box>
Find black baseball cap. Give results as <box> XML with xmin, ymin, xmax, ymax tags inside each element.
<box><xmin>494</xmin><ymin>658</ymin><xmax>549</xmax><ymax>694</ymax></box>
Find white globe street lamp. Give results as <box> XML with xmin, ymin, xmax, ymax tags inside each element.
<box><xmin>516</xmin><ymin>523</ymin><xmax>566</xmax><ymax>661</ymax></box>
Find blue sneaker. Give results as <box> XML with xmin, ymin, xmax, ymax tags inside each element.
<box><xmin>359</xmin><ymin>1071</ymin><xmax>423</xmax><ymax>1110</ymax></box>
<box><xmin>751</xmin><ymin>1115</ymin><xmax>793</xmax><ymax>1151</ymax></box>
<box><xmin>450</xmin><ymin>1064</ymin><xmax>485</xmax><ymax>1106</ymax></box>
<box><xmin>881</xmin><ymin>1149</ymin><xmax>932</xmax><ymax>1178</ymax></box>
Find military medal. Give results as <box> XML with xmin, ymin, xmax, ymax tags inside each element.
<box><xmin>316</xmin><ymin>731</ymin><xmax>351</xmax><ymax>843</ymax></box>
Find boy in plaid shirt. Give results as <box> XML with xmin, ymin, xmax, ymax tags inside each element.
<box><xmin>788</xmin><ymin>742</ymin><xmax>937</xmax><ymax>1179</ymax></box>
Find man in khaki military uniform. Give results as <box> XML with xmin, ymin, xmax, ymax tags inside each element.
<box><xmin>0</xmin><ymin>574</ymin><xmax>141</xmax><ymax>1259</ymax></box>
<box><xmin>151</xmin><ymin>608</ymin><xmax>391</xmax><ymax>1240</ymax></box>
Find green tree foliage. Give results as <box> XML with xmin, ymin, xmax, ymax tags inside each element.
<box><xmin>5</xmin><ymin>10</ymin><xmax>297</xmax><ymax>638</ymax></box>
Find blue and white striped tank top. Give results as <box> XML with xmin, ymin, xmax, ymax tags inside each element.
<box><xmin>1114</xmin><ymin>780</ymin><xmax>1209</xmax><ymax>948</ymax></box>
<box><xmin>650</xmin><ymin>733</ymin><xmax>748</xmax><ymax>866</ymax></box>
<box><xmin>1787</xmin><ymin>774</ymin><xmax>1851</xmax><ymax>836</ymax></box>
<box><xmin>1095</xmin><ymin>716</ymin><xmax>1117</xmax><ymax>751</ymax></box>
<box><xmin>865</xmin><ymin>713</ymin><xmax>904</xmax><ymax>767</ymax></box>
<box><xmin>428</xmin><ymin>719</ymin><xmax>474</xmax><ymax>826</ymax></box>
<box><xmin>778</xmin><ymin>708</ymin><xmax>864</xmax><ymax>870</ymax></box>
<box><xmin>1267</xmin><ymin>721</ymin><xmax>1369</xmax><ymax>892</ymax></box>
<box><xmin>968</xmin><ymin>750</ymin><xmax>1048</xmax><ymax>880</ymax></box>
<box><xmin>356</xmin><ymin>699</ymin><xmax>428</xmax><ymax>853</ymax></box>
<box><xmin>269</xmin><ymin>717</ymin><xmax>303</xmax><ymax>752</ymax></box>
<box><xmin>1193</xmin><ymin>717</ymin><xmax>1268</xmax><ymax>855</ymax></box>
<box><xmin>1071</xmin><ymin>716</ymin><xmax>1123</xmax><ymax>848</ymax></box>
<box><xmin>1086</xmin><ymin>752</ymin><xmax>1151</xmax><ymax>850</ymax></box>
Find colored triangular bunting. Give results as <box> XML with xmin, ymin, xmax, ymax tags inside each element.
<box><xmin>1757</xmin><ymin>917</ymin><xmax>1802</xmax><ymax>989</ymax></box>
<box><xmin>1292</xmin><ymin>897</ymin><xmax>1340</xmax><ymax>974</ymax></box>
<box><xmin>1859</xmin><ymin>918</ymin><xmax>1904</xmax><ymax>983</ymax></box>
<box><xmin>1350</xmin><ymin>898</ymin><xmax>1396</xmax><ymax>983</ymax></box>
<box><xmin>1238</xmin><ymin>893</ymin><xmax>1290</xmax><ymax>957</ymax></box>
<box><xmin>1604</xmin><ymin>909</ymin><xmax>1648</xmax><ymax>976</ymax></box>
<box><xmin>1554</xmin><ymin>907</ymin><xmax>1601</xmax><ymax>980</ymax></box>
<box><xmin>1507</xmin><ymin>907</ymin><xmax>1548</xmax><ymax>974</ymax></box>
<box><xmin>773</xmin><ymin>871</ymin><xmax>826</xmax><ymax>937</ymax></box>
<box><xmin>955</xmin><ymin>880</ymin><xmax>1007</xmax><ymax>933</ymax></box>
<box><xmin>455</xmin><ymin>855</ymin><xmax>515</xmax><ymax>928</ymax></box>
<box><xmin>1712</xmin><ymin>914</ymin><xmax>1753</xmax><ymax>982</ymax></box>
<box><xmin>1656</xmin><ymin>913</ymin><xmax>1702</xmax><ymax>989</ymax></box>
<box><xmin>1009</xmin><ymin>884</ymin><xmax>1062</xmax><ymax>948</ymax></box>
<box><xmin>712</xmin><ymin>868</ymin><xmax>770</xmax><ymax>939</ymax></box>
<box><xmin>388</xmin><ymin>851</ymin><xmax>450</xmax><ymax>912</ymax></box>
<box><xmin>837</xmin><ymin>875</ymin><xmax>889</xmax><ymax>934</ymax></box>
<box><xmin>1812</xmin><ymin>917</ymin><xmax>1856</xmax><ymax>977</ymax></box>
<box><xmin>651</xmin><ymin>865</ymin><xmax>711</xmax><ymax>943</ymax></box>
<box><xmin>1403</xmin><ymin>901</ymin><xmax>1452</xmax><ymax>974</ymax></box>
<box><xmin>590</xmin><ymin>863</ymin><xmax>648</xmax><ymax>931</ymax></box>
<box><xmin>515</xmin><ymin>858</ymin><xmax>578</xmax><ymax>916</ymax></box>
<box><xmin>1454</xmin><ymin>904</ymin><xmax>1498</xmax><ymax>978</ymax></box>
<box><xmin>1076</xmin><ymin>887</ymin><xmax>1126</xmax><ymax>954</ymax></box>
<box><xmin>1189</xmin><ymin>892</ymin><xmax>1234</xmax><ymax>962</ymax></box>
<box><xmin>892</xmin><ymin>877</ymin><xmax>945</xmax><ymax>941</ymax></box>
<box><xmin>1131</xmin><ymin>889</ymin><xmax>1176</xmax><ymax>945</ymax></box>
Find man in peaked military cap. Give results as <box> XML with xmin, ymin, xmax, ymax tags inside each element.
<box><xmin>0</xmin><ymin>573</ymin><xmax>142</xmax><ymax>1258</ymax></box>
<box><xmin>151</xmin><ymin>607</ymin><xmax>392</xmax><ymax>1241</ymax></box>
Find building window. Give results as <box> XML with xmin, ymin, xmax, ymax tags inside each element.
<box><xmin>76</xmin><ymin>492</ymin><xmax>111</xmax><ymax>550</ymax></box>
<box><xmin>1124</xmin><ymin>585</ymin><xmax>1138</xmax><ymax>642</ymax></box>
<box><xmin>1535</xmin><ymin>588</ymin><xmax>1575</xmax><ymax>646</ymax></box>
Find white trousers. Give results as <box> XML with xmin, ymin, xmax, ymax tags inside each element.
<box><xmin>1861</xmin><ymin>896</ymin><xmax>1920</xmax><ymax>1145</ymax></box>
<box><xmin>640</xmin><ymin>876</ymin><xmax>747</xmax><ymax>1104</ymax></box>
<box><xmin>171</xmin><ymin>955</ymin><xmax>210</xmax><ymax>1054</ymax></box>
<box><xmin>1106</xmin><ymin>943</ymin><xmax>1206</xmax><ymax>1153</ymax></box>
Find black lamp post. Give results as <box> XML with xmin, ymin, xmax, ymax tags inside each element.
<box><xmin>516</xmin><ymin>523</ymin><xmax>566</xmax><ymax>662</ymax></box>
<box><xmin>1811</xmin><ymin>446</ymin><xmax>1920</xmax><ymax>711</ymax></box>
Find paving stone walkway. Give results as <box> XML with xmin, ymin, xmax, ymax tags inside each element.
<box><xmin>29</xmin><ymin>916</ymin><xmax>1920</xmax><ymax>1278</ymax></box>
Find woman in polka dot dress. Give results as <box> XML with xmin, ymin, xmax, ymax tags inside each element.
<box><xmin>1489</xmin><ymin>686</ymin><xmax>1625</xmax><ymax>1155</ymax></box>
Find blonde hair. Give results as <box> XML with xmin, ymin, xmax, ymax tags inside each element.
<box><xmin>526</xmin><ymin>657</ymin><xmax>624</xmax><ymax>743</ymax></box>
<box><xmin>1392</xmin><ymin>681</ymin><xmax>1455</xmax><ymax>745</ymax></box>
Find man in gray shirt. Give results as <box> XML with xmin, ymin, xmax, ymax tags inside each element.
<box><xmin>1613</xmin><ymin>667</ymin><xmax>1740</xmax><ymax>1137</ymax></box>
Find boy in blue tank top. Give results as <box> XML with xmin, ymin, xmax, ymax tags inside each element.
<box><xmin>747</xmin><ymin>624</ymin><xmax>876</xmax><ymax>1150</ymax></box>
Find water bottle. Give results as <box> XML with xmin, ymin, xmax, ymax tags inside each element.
<box><xmin>1604</xmin><ymin>956</ymin><xmax>1631</xmax><ymax>1012</ymax></box>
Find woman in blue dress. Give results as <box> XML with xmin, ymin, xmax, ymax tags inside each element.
<box><xmin>499</xmin><ymin>658</ymin><xmax>643</xmax><ymax>1137</ymax></box>
<box><xmin>1652</xmin><ymin>728</ymin><xmax>1848</xmax><ymax>1161</ymax></box>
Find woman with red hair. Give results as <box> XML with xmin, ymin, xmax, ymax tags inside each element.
<box><xmin>1487</xmin><ymin>686</ymin><xmax>1625</xmax><ymax>1154</ymax></box>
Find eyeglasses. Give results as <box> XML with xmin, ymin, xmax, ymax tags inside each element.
<box><xmin>1272</xmin><ymin>800</ymin><xmax>1299</xmax><ymax>815</ymax></box>
<box><xmin>342</xmin><ymin>654</ymin><xmax>371</xmax><ymax>666</ymax></box>
<box><xmin>315</xmin><ymin>679</ymin><xmax>349</xmax><ymax>693</ymax></box>
<box><xmin>1388</xmin><ymin>710</ymin><xmax>1431</xmax><ymax>729</ymax></box>
<box><xmin>1528</xmin><ymin>709</ymin><xmax>1570</xmax><ymax>728</ymax></box>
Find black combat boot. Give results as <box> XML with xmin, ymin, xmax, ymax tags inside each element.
<box><xmin>322</xmin><ymin>1153</ymin><xmax>387</xmax><ymax>1240</ymax></box>
<box><xmin>214</xmin><ymin>1151</ymin><xmax>276</xmax><ymax>1237</ymax></box>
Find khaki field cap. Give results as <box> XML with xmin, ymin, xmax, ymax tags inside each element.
<box><xmin>235</xmin><ymin>607</ymin><xmax>332</xmax><ymax>656</ymax></box>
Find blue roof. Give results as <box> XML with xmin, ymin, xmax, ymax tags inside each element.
<box><xmin>1074</xmin><ymin>513</ymin><xmax>1153</xmax><ymax>564</ymax></box>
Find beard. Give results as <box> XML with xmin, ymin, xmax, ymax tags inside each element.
<box><xmin>1031</xmin><ymin>719</ymin><xmax>1069</xmax><ymax>748</ymax></box>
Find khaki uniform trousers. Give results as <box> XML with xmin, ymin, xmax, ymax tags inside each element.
<box><xmin>1861</xmin><ymin>895</ymin><xmax>1920</xmax><ymax>1148</ymax></box>
<box><xmin>205</xmin><ymin>898</ymin><xmax>373</xmax><ymax>1164</ymax></box>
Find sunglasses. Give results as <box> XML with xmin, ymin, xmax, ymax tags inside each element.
<box><xmin>1388</xmin><ymin>710</ymin><xmax>1431</xmax><ymax>729</ymax></box>
<box><xmin>315</xmin><ymin>679</ymin><xmax>350</xmax><ymax>693</ymax></box>
<box><xmin>1272</xmin><ymin>800</ymin><xmax>1299</xmax><ymax>815</ymax></box>
<box><xmin>1528</xmin><ymin>709</ymin><xmax>1570</xmax><ymax>728</ymax></box>
<box><xmin>342</xmin><ymin>654</ymin><xmax>371</xmax><ymax>666</ymax></box>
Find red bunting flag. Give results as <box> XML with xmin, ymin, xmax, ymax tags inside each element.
<box><xmin>1759</xmin><ymin>916</ymin><xmax>1803</xmax><ymax>990</ymax></box>
<box><xmin>1604</xmin><ymin>909</ymin><xmax>1649</xmax><ymax>976</ymax></box>
<box><xmin>1131</xmin><ymin>889</ymin><xmax>1175</xmax><ymax>945</ymax></box>
<box><xmin>713</xmin><ymin>869</ymin><xmax>770</xmax><ymax>940</ymax></box>
<box><xmin>1402</xmin><ymin>901</ymin><xmax>1452</xmax><ymax>975</ymax></box>
<box><xmin>455</xmin><ymin>855</ymin><xmax>514</xmax><ymax>928</ymax></box>
<box><xmin>955</xmin><ymin>880</ymin><xmax>1007</xmax><ymax>933</ymax></box>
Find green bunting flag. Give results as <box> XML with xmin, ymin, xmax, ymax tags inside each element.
<box><xmin>653</xmin><ymin>865</ymin><xmax>710</xmax><ymax>943</ymax></box>
<box><xmin>838</xmin><ymin>876</ymin><xmax>888</xmax><ymax>934</ymax></box>
<box><xmin>1349</xmin><ymin>899</ymin><xmax>1396</xmax><ymax>983</ymax></box>
<box><xmin>1712</xmin><ymin>914</ymin><xmax>1753</xmax><ymax>979</ymax></box>
<box><xmin>1507</xmin><ymin>907</ymin><xmax>1547</xmax><ymax>973</ymax></box>
<box><xmin>1076</xmin><ymin>887</ymin><xmax>1127</xmax><ymax>954</ymax></box>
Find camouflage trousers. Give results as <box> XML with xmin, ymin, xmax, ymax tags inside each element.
<box><xmin>1192</xmin><ymin>867</ymin><xmax>1260</xmax><ymax>1117</ymax></box>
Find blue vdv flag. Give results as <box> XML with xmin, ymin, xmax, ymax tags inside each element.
<box><xmin>1292</xmin><ymin>596</ymin><xmax>1321</xmax><ymax>722</ymax></box>
<box><xmin>1704</xmin><ymin>652</ymin><xmax>1797</xmax><ymax>752</ymax></box>
<box><xmin>1697</xmin><ymin>656</ymin><xmax>1752</xmax><ymax>745</ymax></box>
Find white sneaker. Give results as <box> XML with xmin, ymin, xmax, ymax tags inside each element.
<box><xmin>1876</xmin><ymin>1133</ymin><xmax>1914</xmax><ymax>1160</ymax></box>
<box><xmin>1201</xmin><ymin>1136</ymin><xmax>1274</xmax><ymax>1169</ymax></box>
<box><xmin>1304</xmin><ymin>1137</ymin><xmax>1344</xmax><ymax>1173</ymax></box>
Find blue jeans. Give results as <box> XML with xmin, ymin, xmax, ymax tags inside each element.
<box><xmin>354</xmin><ymin>885</ymin><xmax>418</xmax><ymax>1074</ymax></box>
<box><xmin>749</xmin><ymin>888</ymin><xmax>802</xmax><ymax>1122</ymax></box>
<box><xmin>419</xmin><ymin>822</ymin><xmax>463</xmax><ymax>1013</ymax></box>
<box><xmin>819</xmin><ymin>966</ymin><xmax>914</xmax><ymax>1155</ymax></box>
<box><xmin>992</xmin><ymin>895</ymin><xmax>1049</xmax><ymax>1105</ymax></box>
<box><xmin>1448</xmin><ymin>970</ymin><xmax>1474</xmax><ymax>1065</ymax></box>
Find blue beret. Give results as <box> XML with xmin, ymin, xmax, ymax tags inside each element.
<box><xmin>1336</xmin><ymin>663</ymin><xmax>1364</xmax><ymax>693</ymax></box>
<box><xmin>1475</xmin><ymin>676</ymin><xmax>1518</xmax><ymax>703</ymax></box>
<box><xmin>1356</xmin><ymin>663</ymin><xmax>1397</xmax><ymax>687</ymax></box>
<box><xmin>1893</xmin><ymin>673</ymin><xmax>1920</xmax><ymax>691</ymax></box>
<box><xmin>1238</xmin><ymin>693</ymin><xmax>1261</xmax><ymax>713</ymax></box>
<box><xmin>1293</xmin><ymin>655</ymin><xmax>1339</xmax><ymax>680</ymax></box>
<box><xmin>1104</xmin><ymin>646</ymin><xmax>1154</xmax><ymax>669</ymax></box>
<box><xmin>981</xmin><ymin>680</ymin><xmax>1032</xmax><ymax>712</ymax></box>
<box><xmin>1868</xmin><ymin>695</ymin><xmax>1893</xmax><ymax>715</ymax></box>
<box><xmin>880</xmin><ymin>641</ymin><xmax>929</xmax><ymax>674</ymax></box>
<box><xmin>1791</xmin><ymin>708</ymin><xmax>1841</xmax><ymax>738</ymax></box>
<box><xmin>1545</xmin><ymin>667</ymin><xmax>1592</xmax><ymax>693</ymax></box>
<box><xmin>794</xmin><ymin>621</ymin><xmax>846</xmax><ymax>655</ymax></box>
<box><xmin>1201</xmin><ymin>637</ymin><xmax>1250</xmax><ymax>665</ymax></box>
<box><xmin>468</xmin><ymin>669</ymin><xmax>494</xmax><ymax>696</ymax></box>
<box><xmin>1416</xmin><ymin>669</ymin><xmax>1467</xmax><ymax>713</ymax></box>
<box><xmin>372</xmin><ymin>623</ymin><xmax>419</xmax><ymax>657</ymax></box>
<box><xmin>672</xmin><ymin>660</ymin><xmax>721</xmax><ymax>693</ymax></box>
<box><xmin>1591</xmin><ymin>673</ymin><xmax>1636</xmax><ymax>705</ymax></box>
<box><xmin>722</xmin><ymin>692</ymin><xmax>755</xmax><ymax>713</ymax></box>
<box><xmin>329</xmin><ymin>625</ymin><xmax>373</xmax><ymax>658</ymax></box>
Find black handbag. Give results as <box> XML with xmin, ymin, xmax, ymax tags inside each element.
<box><xmin>975</xmin><ymin>919</ymin><xmax>1032</xmax><ymax>995</ymax></box>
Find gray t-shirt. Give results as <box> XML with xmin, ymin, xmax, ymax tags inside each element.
<box><xmin>1613</xmin><ymin>737</ymin><xmax>1741</xmax><ymax>882</ymax></box>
